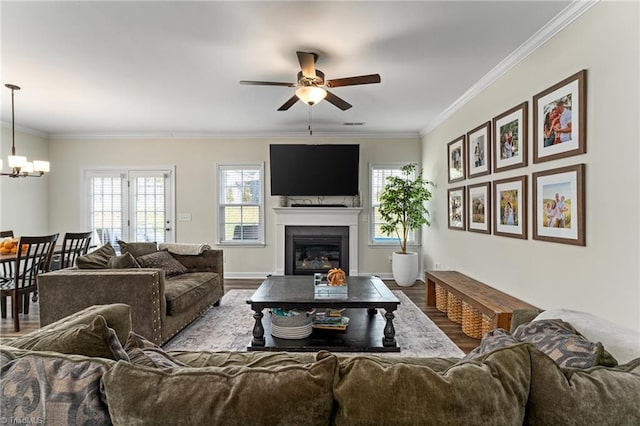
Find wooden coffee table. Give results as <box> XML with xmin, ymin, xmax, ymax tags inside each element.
<box><xmin>247</xmin><ymin>275</ymin><xmax>400</xmax><ymax>352</ymax></box>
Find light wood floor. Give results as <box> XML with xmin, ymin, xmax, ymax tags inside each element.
<box><xmin>0</xmin><ymin>279</ymin><xmax>480</xmax><ymax>353</ymax></box>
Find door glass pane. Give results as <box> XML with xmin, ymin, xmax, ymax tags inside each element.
<box><xmin>134</xmin><ymin>175</ymin><xmax>166</xmax><ymax>243</ymax></box>
<box><xmin>90</xmin><ymin>176</ymin><xmax>123</xmax><ymax>246</ymax></box>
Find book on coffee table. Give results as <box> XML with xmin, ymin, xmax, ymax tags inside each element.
<box><xmin>313</xmin><ymin>316</ymin><xmax>350</xmax><ymax>331</ymax></box>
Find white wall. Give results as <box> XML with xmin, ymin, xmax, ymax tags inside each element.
<box><xmin>47</xmin><ymin>136</ymin><xmax>421</xmax><ymax>277</ymax></box>
<box><xmin>422</xmin><ymin>2</ymin><xmax>640</xmax><ymax>331</ymax></box>
<box><xmin>0</xmin><ymin>126</ymin><xmax>50</xmax><ymax>235</ymax></box>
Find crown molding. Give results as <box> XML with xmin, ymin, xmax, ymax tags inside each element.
<box><xmin>420</xmin><ymin>0</ymin><xmax>599</xmax><ymax>136</ymax></box>
<box><xmin>48</xmin><ymin>131</ymin><xmax>421</xmax><ymax>141</ymax></box>
<box><xmin>0</xmin><ymin>121</ymin><xmax>48</xmax><ymax>138</ymax></box>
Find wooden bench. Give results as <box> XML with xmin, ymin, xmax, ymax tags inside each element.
<box><xmin>425</xmin><ymin>270</ymin><xmax>537</xmax><ymax>338</ymax></box>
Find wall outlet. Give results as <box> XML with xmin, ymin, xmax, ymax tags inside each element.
<box><xmin>434</xmin><ymin>263</ymin><xmax>442</xmax><ymax>270</ymax></box>
<box><xmin>388</xmin><ymin>256</ymin><xmax>393</xmax><ymax>264</ymax></box>
<box><xmin>178</xmin><ymin>213</ymin><xmax>192</xmax><ymax>221</ymax></box>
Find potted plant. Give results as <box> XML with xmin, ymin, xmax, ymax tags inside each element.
<box><xmin>378</xmin><ymin>163</ymin><xmax>433</xmax><ymax>286</ymax></box>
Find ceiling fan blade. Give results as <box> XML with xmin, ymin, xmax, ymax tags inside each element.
<box><xmin>278</xmin><ymin>95</ymin><xmax>299</xmax><ymax>111</ymax></box>
<box><xmin>326</xmin><ymin>74</ymin><xmax>381</xmax><ymax>88</ymax></box>
<box><xmin>296</xmin><ymin>51</ymin><xmax>317</xmax><ymax>79</ymax></box>
<box><xmin>240</xmin><ymin>80</ymin><xmax>296</xmax><ymax>87</ymax></box>
<box><xmin>325</xmin><ymin>91</ymin><xmax>352</xmax><ymax>111</ymax></box>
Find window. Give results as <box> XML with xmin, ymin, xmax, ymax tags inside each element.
<box><xmin>85</xmin><ymin>169</ymin><xmax>174</xmax><ymax>246</ymax></box>
<box><xmin>217</xmin><ymin>164</ymin><xmax>264</xmax><ymax>245</ymax></box>
<box><xmin>370</xmin><ymin>163</ymin><xmax>419</xmax><ymax>245</ymax></box>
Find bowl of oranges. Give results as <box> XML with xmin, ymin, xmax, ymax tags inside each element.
<box><xmin>0</xmin><ymin>238</ymin><xmax>27</xmax><ymax>256</ymax></box>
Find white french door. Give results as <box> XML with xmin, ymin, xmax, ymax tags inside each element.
<box><xmin>85</xmin><ymin>169</ymin><xmax>174</xmax><ymax>246</ymax></box>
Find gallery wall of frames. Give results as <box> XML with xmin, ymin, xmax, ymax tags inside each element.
<box><xmin>446</xmin><ymin>70</ymin><xmax>587</xmax><ymax>246</ymax></box>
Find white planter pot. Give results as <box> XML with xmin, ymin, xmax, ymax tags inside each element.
<box><xmin>392</xmin><ymin>251</ymin><xmax>419</xmax><ymax>287</ymax></box>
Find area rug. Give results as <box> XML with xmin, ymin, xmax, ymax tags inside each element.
<box><xmin>164</xmin><ymin>290</ymin><xmax>465</xmax><ymax>358</ymax></box>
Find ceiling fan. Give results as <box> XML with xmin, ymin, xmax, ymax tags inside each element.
<box><xmin>240</xmin><ymin>51</ymin><xmax>381</xmax><ymax>111</ymax></box>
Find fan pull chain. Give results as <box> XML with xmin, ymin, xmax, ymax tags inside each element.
<box><xmin>308</xmin><ymin>107</ymin><xmax>313</xmax><ymax>136</ymax></box>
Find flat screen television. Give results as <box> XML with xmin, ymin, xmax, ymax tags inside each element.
<box><xmin>270</xmin><ymin>144</ymin><xmax>359</xmax><ymax>196</ymax></box>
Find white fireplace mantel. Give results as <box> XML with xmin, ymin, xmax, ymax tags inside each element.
<box><xmin>273</xmin><ymin>207</ymin><xmax>362</xmax><ymax>276</ymax></box>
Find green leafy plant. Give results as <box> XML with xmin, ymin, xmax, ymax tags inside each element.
<box><xmin>378</xmin><ymin>163</ymin><xmax>434</xmax><ymax>254</ymax></box>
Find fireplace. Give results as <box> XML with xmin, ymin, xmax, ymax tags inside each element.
<box><xmin>285</xmin><ymin>226</ymin><xmax>349</xmax><ymax>275</ymax></box>
<box><xmin>273</xmin><ymin>206</ymin><xmax>361</xmax><ymax>276</ymax></box>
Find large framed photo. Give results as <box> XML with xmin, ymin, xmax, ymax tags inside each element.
<box><xmin>447</xmin><ymin>136</ymin><xmax>465</xmax><ymax>183</ymax></box>
<box><xmin>467</xmin><ymin>182</ymin><xmax>491</xmax><ymax>234</ymax></box>
<box><xmin>493</xmin><ymin>175</ymin><xmax>527</xmax><ymax>239</ymax></box>
<box><xmin>448</xmin><ymin>186</ymin><xmax>465</xmax><ymax>230</ymax></box>
<box><xmin>533</xmin><ymin>70</ymin><xmax>586</xmax><ymax>163</ymax></box>
<box><xmin>493</xmin><ymin>102</ymin><xmax>528</xmax><ymax>172</ymax></box>
<box><xmin>533</xmin><ymin>164</ymin><xmax>585</xmax><ymax>246</ymax></box>
<box><xmin>467</xmin><ymin>122</ymin><xmax>491</xmax><ymax>178</ymax></box>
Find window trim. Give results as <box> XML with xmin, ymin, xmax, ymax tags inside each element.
<box><xmin>369</xmin><ymin>162</ymin><xmax>421</xmax><ymax>247</ymax></box>
<box><xmin>216</xmin><ymin>162</ymin><xmax>265</xmax><ymax>247</ymax></box>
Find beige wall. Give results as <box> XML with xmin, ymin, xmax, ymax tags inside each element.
<box><xmin>47</xmin><ymin>136</ymin><xmax>421</xmax><ymax>277</ymax></box>
<box><xmin>0</xmin><ymin>126</ymin><xmax>49</xmax><ymax>235</ymax></box>
<box><xmin>422</xmin><ymin>2</ymin><xmax>640</xmax><ymax>330</ymax></box>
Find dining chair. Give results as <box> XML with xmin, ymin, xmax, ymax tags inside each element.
<box><xmin>0</xmin><ymin>233</ymin><xmax>58</xmax><ymax>332</ymax></box>
<box><xmin>1</xmin><ymin>230</ymin><xmax>15</xmax><ymax>280</ymax></box>
<box><xmin>56</xmin><ymin>231</ymin><xmax>93</xmax><ymax>270</ymax></box>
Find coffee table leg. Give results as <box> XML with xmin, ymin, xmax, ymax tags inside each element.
<box><xmin>382</xmin><ymin>310</ymin><xmax>397</xmax><ymax>347</ymax></box>
<box><xmin>251</xmin><ymin>308</ymin><xmax>265</xmax><ymax>347</ymax></box>
<box><xmin>367</xmin><ymin>308</ymin><xmax>377</xmax><ymax>315</ymax></box>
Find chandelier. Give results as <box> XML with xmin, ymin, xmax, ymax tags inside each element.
<box><xmin>1</xmin><ymin>84</ymin><xmax>50</xmax><ymax>178</ymax></box>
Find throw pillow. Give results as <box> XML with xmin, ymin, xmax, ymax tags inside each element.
<box><xmin>106</xmin><ymin>252</ymin><xmax>140</xmax><ymax>269</ymax></box>
<box><xmin>513</xmin><ymin>319</ymin><xmax>618</xmax><ymax>368</ymax></box>
<box><xmin>75</xmin><ymin>242</ymin><xmax>116</xmax><ymax>269</ymax></box>
<box><xmin>136</xmin><ymin>251</ymin><xmax>188</xmax><ymax>277</ymax></box>
<box><xmin>117</xmin><ymin>240</ymin><xmax>158</xmax><ymax>258</ymax></box>
<box><xmin>6</xmin><ymin>315</ymin><xmax>129</xmax><ymax>361</ymax></box>
<box><xmin>462</xmin><ymin>328</ymin><xmax>519</xmax><ymax>361</ymax></box>
<box><xmin>124</xmin><ymin>331</ymin><xmax>186</xmax><ymax>368</ymax></box>
<box><xmin>333</xmin><ymin>344</ymin><xmax>531</xmax><ymax>426</ymax></box>
<box><xmin>526</xmin><ymin>347</ymin><xmax>640</xmax><ymax>425</ymax></box>
<box><xmin>102</xmin><ymin>354</ymin><xmax>338</xmax><ymax>426</ymax></box>
<box><xmin>0</xmin><ymin>353</ymin><xmax>113</xmax><ymax>425</ymax></box>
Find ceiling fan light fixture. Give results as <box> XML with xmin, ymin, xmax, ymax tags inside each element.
<box><xmin>295</xmin><ymin>86</ymin><xmax>327</xmax><ymax>106</ymax></box>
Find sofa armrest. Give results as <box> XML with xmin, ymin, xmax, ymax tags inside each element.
<box><xmin>172</xmin><ymin>249</ymin><xmax>224</xmax><ymax>276</ymax></box>
<box><xmin>37</xmin><ymin>269</ymin><xmax>166</xmax><ymax>345</ymax></box>
<box><xmin>510</xmin><ymin>308</ymin><xmax>544</xmax><ymax>333</ymax></box>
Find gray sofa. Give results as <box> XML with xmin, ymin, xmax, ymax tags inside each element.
<box><xmin>37</xmin><ymin>249</ymin><xmax>224</xmax><ymax>345</ymax></box>
<box><xmin>1</xmin><ymin>304</ymin><xmax>639</xmax><ymax>425</ymax></box>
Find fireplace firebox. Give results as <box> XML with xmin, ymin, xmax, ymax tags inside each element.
<box><xmin>285</xmin><ymin>226</ymin><xmax>349</xmax><ymax>275</ymax></box>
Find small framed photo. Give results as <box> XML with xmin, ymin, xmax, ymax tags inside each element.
<box><xmin>533</xmin><ymin>70</ymin><xmax>586</xmax><ymax>163</ymax></box>
<box><xmin>493</xmin><ymin>175</ymin><xmax>527</xmax><ymax>239</ymax></box>
<box><xmin>447</xmin><ymin>136</ymin><xmax>465</xmax><ymax>183</ymax></box>
<box><xmin>533</xmin><ymin>164</ymin><xmax>585</xmax><ymax>246</ymax></box>
<box><xmin>493</xmin><ymin>102</ymin><xmax>528</xmax><ymax>172</ymax></box>
<box><xmin>467</xmin><ymin>182</ymin><xmax>491</xmax><ymax>234</ymax></box>
<box><xmin>448</xmin><ymin>186</ymin><xmax>465</xmax><ymax>230</ymax></box>
<box><xmin>467</xmin><ymin>122</ymin><xmax>491</xmax><ymax>178</ymax></box>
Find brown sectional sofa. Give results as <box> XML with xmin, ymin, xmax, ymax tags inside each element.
<box><xmin>1</xmin><ymin>304</ymin><xmax>639</xmax><ymax>425</ymax></box>
<box><xmin>37</xmin><ymin>249</ymin><xmax>224</xmax><ymax>345</ymax></box>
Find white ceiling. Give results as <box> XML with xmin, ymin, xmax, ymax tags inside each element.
<box><xmin>1</xmin><ymin>1</ymin><xmax>575</xmax><ymax>138</ymax></box>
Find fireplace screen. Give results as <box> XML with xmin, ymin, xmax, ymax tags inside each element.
<box><xmin>285</xmin><ymin>226</ymin><xmax>349</xmax><ymax>275</ymax></box>
<box><xmin>294</xmin><ymin>238</ymin><xmax>341</xmax><ymax>274</ymax></box>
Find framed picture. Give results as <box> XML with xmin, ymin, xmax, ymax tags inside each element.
<box><xmin>448</xmin><ymin>186</ymin><xmax>465</xmax><ymax>230</ymax></box>
<box><xmin>447</xmin><ymin>136</ymin><xmax>465</xmax><ymax>183</ymax></box>
<box><xmin>493</xmin><ymin>102</ymin><xmax>528</xmax><ymax>172</ymax></box>
<box><xmin>533</xmin><ymin>70</ymin><xmax>586</xmax><ymax>163</ymax></box>
<box><xmin>467</xmin><ymin>182</ymin><xmax>491</xmax><ymax>234</ymax></box>
<box><xmin>533</xmin><ymin>164</ymin><xmax>585</xmax><ymax>246</ymax></box>
<box><xmin>493</xmin><ymin>175</ymin><xmax>527</xmax><ymax>239</ymax></box>
<box><xmin>467</xmin><ymin>122</ymin><xmax>491</xmax><ymax>178</ymax></box>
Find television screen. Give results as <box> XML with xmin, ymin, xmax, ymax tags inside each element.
<box><xmin>270</xmin><ymin>144</ymin><xmax>359</xmax><ymax>196</ymax></box>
